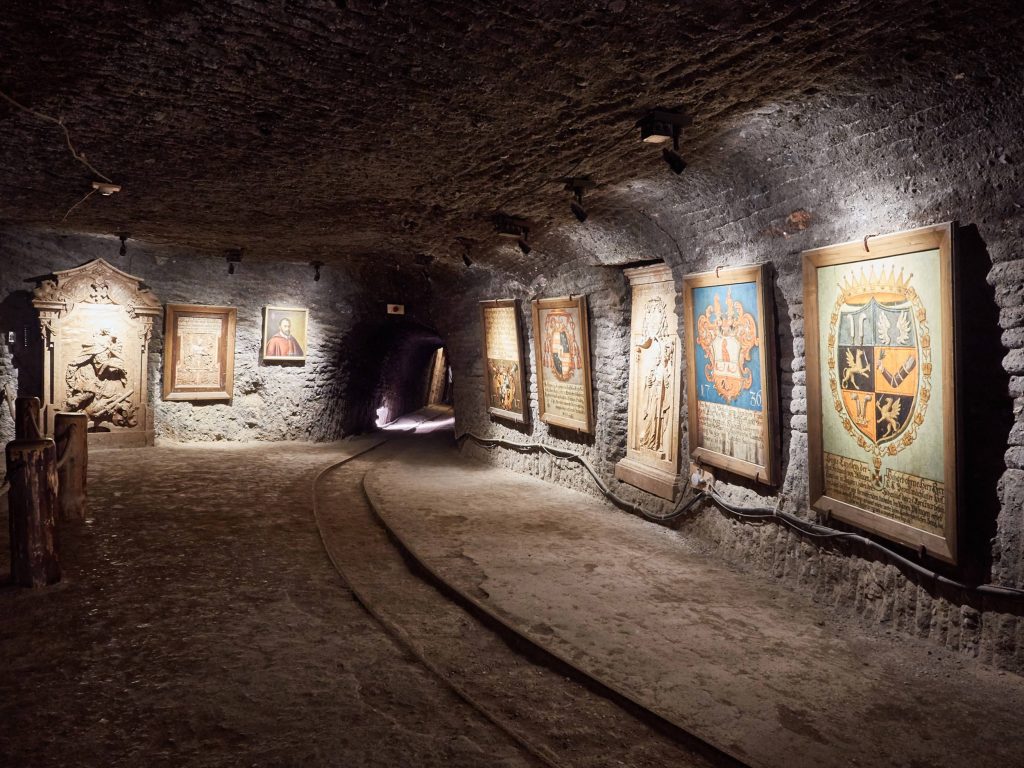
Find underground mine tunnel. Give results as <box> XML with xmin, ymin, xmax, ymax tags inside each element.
<box><xmin>2</xmin><ymin>2</ymin><xmax>1024</xmax><ymax>767</ymax></box>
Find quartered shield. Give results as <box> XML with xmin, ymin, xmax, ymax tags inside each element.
<box><xmin>836</xmin><ymin>296</ymin><xmax>919</xmax><ymax>445</ymax></box>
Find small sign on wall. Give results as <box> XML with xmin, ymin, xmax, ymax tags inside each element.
<box><xmin>387</xmin><ymin>304</ymin><xmax>405</xmax><ymax>315</ymax></box>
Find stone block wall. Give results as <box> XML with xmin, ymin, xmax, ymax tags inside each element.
<box><xmin>437</xmin><ymin>72</ymin><xmax>1024</xmax><ymax>671</ymax></box>
<box><xmin>0</xmin><ymin>228</ymin><xmax>434</xmax><ymax>444</ymax></box>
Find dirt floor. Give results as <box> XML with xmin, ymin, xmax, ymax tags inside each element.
<box><xmin>0</xmin><ymin>436</ymin><xmax>547</xmax><ymax>768</ymax></box>
<box><xmin>363</xmin><ymin>437</ymin><xmax>1024</xmax><ymax>768</ymax></box>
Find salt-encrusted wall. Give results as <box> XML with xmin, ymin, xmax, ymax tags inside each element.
<box><xmin>437</xmin><ymin>67</ymin><xmax>1024</xmax><ymax>670</ymax></box>
<box><xmin>0</xmin><ymin>228</ymin><xmax>434</xmax><ymax>444</ymax></box>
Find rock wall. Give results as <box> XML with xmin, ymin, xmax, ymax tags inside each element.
<box><xmin>0</xmin><ymin>228</ymin><xmax>434</xmax><ymax>444</ymax></box>
<box><xmin>438</xmin><ymin>70</ymin><xmax>1024</xmax><ymax>671</ymax></box>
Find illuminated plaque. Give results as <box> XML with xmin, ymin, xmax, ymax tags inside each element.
<box><xmin>163</xmin><ymin>304</ymin><xmax>237</xmax><ymax>402</ymax></box>
<box><xmin>803</xmin><ymin>222</ymin><xmax>958</xmax><ymax>563</ymax></box>
<box><xmin>531</xmin><ymin>295</ymin><xmax>594</xmax><ymax>433</ymax></box>
<box><xmin>479</xmin><ymin>299</ymin><xmax>528</xmax><ymax>423</ymax></box>
<box><xmin>682</xmin><ymin>263</ymin><xmax>778</xmax><ymax>484</ymax></box>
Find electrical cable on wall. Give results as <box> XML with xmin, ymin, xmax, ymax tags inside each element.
<box><xmin>457</xmin><ymin>431</ymin><xmax>1024</xmax><ymax>602</ymax></box>
<box><xmin>0</xmin><ymin>87</ymin><xmax>120</xmax><ymax>220</ymax></box>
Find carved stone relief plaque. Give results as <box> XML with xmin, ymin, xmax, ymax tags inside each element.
<box><xmin>31</xmin><ymin>258</ymin><xmax>161</xmax><ymax>447</ymax></box>
<box><xmin>615</xmin><ymin>264</ymin><xmax>682</xmax><ymax>500</ymax></box>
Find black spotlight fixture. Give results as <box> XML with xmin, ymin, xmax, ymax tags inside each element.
<box><xmin>517</xmin><ymin>238</ymin><xmax>531</xmax><ymax>255</ymax></box>
<box><xmin>226</xmin><ymin>248</ymin><xmax>243</xmax><ymax>275</ymax></box>
<box><xmin>494</xmin><ymin>212</ymin><xmax>530</xmax><ymax>241</ymax></box>
<box><xmin>311</xmin><ymin>260</ymin><xmax>324</xmax><ymax>281</ymax></box>
<box><xmin>560</xmin><ymin>176</ymin><xmax>596</xmax><ymax>222</ymax></box>
<box><xmin>662</xmin><ymin>147</ymin><xmax>687</xmax><ymax>174</ymax></box>
<box><xmin>637</xmin><ymin>109</ymin><xmax>691</xmax><ymax>175</ymax></box>
<box><xmin>116</xmin><ymin>231</ymin><xmax>130</xmax><ymax>257</ymax></box>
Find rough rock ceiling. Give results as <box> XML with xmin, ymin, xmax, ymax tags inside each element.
<box><xmin>0</xmin><ymin>1</ymin><xmax>1019</xmax><ymax>268</ymax></box>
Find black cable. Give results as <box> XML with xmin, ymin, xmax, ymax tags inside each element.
<box><xmin>458</xmin><ymin>432</ymin><xmax>1024</xmax><ymax>602</ymax></box>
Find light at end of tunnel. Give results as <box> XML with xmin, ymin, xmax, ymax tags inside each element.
<box><xmin>375</xmin><ymin>405</ymin><xmax>392</xmax><ymax>428</ymax></box>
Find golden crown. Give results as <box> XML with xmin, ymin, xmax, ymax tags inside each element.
<box><xmin>838</xmin><ymin>265</ymin><xmax>913</xmax><ymax>303</ymax></box>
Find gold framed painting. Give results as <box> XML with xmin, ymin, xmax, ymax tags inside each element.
<box><xmin>803</xmin><ymin>222</ymin><xmax>958</xmax><ymax>563</ymax></box>
<box><xmin>163</xmin><ymin>304</ymin><xmax>237</xmax><ymax>402</ymax></box>
<box><xmin>682</xmin><ymin>263</ymin><xmax>778</xmax><ymax>484</ymax></box>
<box><xmin>531</xmin><ymin>295</ymin><xmax>594</xmax><ymax>433</ymax></box>
<box><xmin>479</xmin><ymin>298</ymin><xmax>529</xmax><ymax>423</ymax></box>
<box><xmin>262</xmin><ymin>306</ymin><xmax>308</xmax><ymax>363</ymax></box>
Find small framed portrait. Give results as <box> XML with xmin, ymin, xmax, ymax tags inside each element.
<box><xmin>262</xmin><ymin>306</ymin><xmax>308</xmax><ymax>363</ymax></box>
<box><xmin>163</xmin><ymin>304</ymin><xmax>237</xmax><ymax>401</ymax></box>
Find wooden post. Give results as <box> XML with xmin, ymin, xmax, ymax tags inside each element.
<box><xmin>6</xmin><ymin>438</ymin><xmax>61</xmax><ymax>587</ymax></box>
<box><xmin>54</xmin><ymin>412</ymin><xmax>88</xmax><ymax>522</ymax></box>
<box><xmin>15</xmin><ymin>396</ymin><xmax>42</xmax><ymax>440</ymax></box>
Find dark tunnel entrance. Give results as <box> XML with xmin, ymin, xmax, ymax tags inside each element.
<box><xmin>340</xmin><ymin>317</ymin><xmax>451</xmax><ymax>435</ymax></box>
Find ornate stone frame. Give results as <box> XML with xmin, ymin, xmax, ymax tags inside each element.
<box><xmin>31</xmin><ymin>258</ymin><xmax>161</xmax><ymax>447</ymax></box>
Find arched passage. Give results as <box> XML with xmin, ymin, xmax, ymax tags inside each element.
<box><xmin>339</xmin><ymin>317</ymin><xmax>449</xmax><ymax>434</ymax></box>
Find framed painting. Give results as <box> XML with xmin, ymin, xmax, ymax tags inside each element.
<box><xmin>682</xmin><ymin>263</ymin><xmax>778</xmax><ymax>484</ymax></box>
<box><xmin>163</xmin><ymin>304</ymin><xmax>237</xmax><ymax>402</ymax></box>
<box><xmin>262</xmin><ymin>306</ymin><xmax>308</xmax><ymax>363</ymax></box>
<box><xmin>479</xmin><ymin>298</ymin><xmax>529</xmax><ymax>423</ymax></box>
<box><xmin>531</xmin><ymin>295</ymin><xmax>594</xmax><ymax>433</ymax></box>
<box><xmin>803</xmin><ymin>222</ymin><xmax>958</xmax><ymax>563</ymax></box>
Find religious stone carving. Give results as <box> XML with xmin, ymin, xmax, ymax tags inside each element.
<box><xmin>31</xmin><ymin>258</ymin><xmax>161</xmax><ymax>447</ymax></box>
<box><xmin>615</xmin><ymin>264</ymin><xmax>682</xmax><ymax>500</ymax></box>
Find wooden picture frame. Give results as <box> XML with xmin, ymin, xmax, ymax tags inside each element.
<box><xmin>163</xmin><ymin>304</ymin><xmax>237</xmax><ymax>402</ymax></box>
<box><xmin>682</xmin><ymin>263</ymin><xmax>778</xmax><ymax>484</ymax></box>
<box><xmin>479</xmin><ymin>298</ymin><xmax>529</xmax><ymax>423</ymax></box>
<box><xmin>531</xmin><ymin>295</ymin><xmax>594</xmax><ymax>433</ymax></box>
<box><xmin>803</xmin><ymin>222</ymin><xmax>958</xmax><ymax>563</ymax></box>
<box><xmin>262</xmin><ymin>306</ymin><xmax>308</xmax><ymax>363</ymax></box>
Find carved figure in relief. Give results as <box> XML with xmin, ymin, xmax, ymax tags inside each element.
<box><xmin>696</xmin><ymin>288</ymin><xmax>758</xmax><ymax>403</ymax></box>
<box><xmin>65</xmin><ymin>328</ymin><xmax>138</xmax><ymax>429</ymax></box>
<box><xmin>637</xmin><ymin>339</ymin><xmax>674</xmax><ymax>456</ymax></box>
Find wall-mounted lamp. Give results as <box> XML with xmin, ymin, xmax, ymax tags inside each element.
<box><xmin>561</xmin><ymin>176</ymin><xmax>596</xmax><ymax>222</ymax></box>
<box><xmin>311</xmin><ymin>260</ymin><xmax>323</xmax><ymax>282</ymax></box>
<box><xmin>226</xmin><ymin>248</ymin><xmax>243</xmax><ymax>275</ymax></box>
<box><xmin>92</xmin><ymin>181</ymin><xmax>121</xmax><ymax>196</ymax></box>
<box><xmin>637</xmin><ymin>109</ymin><xmax>690</xmax><ymax>175</ymax></box>
<box><xmin>494</xmin><ymin>213</ymin><xmax>530</xmax><ymax>241</ymax></box>
<box><xmin>117</xmin><ymin>232</ymin><xmax>130</xmax><ymax>257</ymax></box>
<box><xmin>517</xmin><ymin>238</ymin><xmax>531</xmax><ymax>255</ymax></box>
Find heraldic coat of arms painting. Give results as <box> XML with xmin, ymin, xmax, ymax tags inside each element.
<box><xmin>804</xmin><ymin>222</ymin><xmax>958</xmax><ymax>563</ymax></box>
<box><xmin>531</xmin><ymin>295</ymin><xmax>594</xmax><ymax>433</ymax></box>
<box><xmin>683</xmin><ymin>263</ymin><xmax>778</xmax><ymax>484</ymax></box>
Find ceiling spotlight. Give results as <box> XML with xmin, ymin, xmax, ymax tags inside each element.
<box><xmin>92</xmin><ymin>181</ymin><xmax>122</xmax><ymax>196</ymax></box>
<box><xmin>560</xmin><ymin>176</ymin><xmax>596</xmax><ymax>223</ymax></box>
<box><xmin>226</xmin><ymin>248</ymin><xmax>243</xmax><ymax>275</ymax></box>
<box><xmin>517</xmin><ymin>238</ymin><xmax>531</xmax><ymax>255</ymax></box>
<box><xmin>662</xmin><ymin>147</ymin><xmax>687</xmax><ymax>175</ymax></box>
<box><xmin>636</xmin><ymin>109</ymin><xmax>690</xmax><ymax>145</ymax></box>
<box><xmin>462</xmin><ymin>252</ymin><xmax>473</xmax><ymax>267</ymax></box>
<box><xmin>494</xmin><ymin>213</ymin><xmax>529</xmax><ymax>241</ymax></box>
<box><xmin>311</xmin><ymin>260</ymin><xmax>324</xmax><ymax>281</ymax></box>
<box><xmin>117</xmin><ymin>232</ymin><xmax>129</xmax><ymax>257</ymax></box>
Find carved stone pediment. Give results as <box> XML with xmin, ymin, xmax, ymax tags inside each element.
<box><xmin>31</xmin><ymin>258</ymin><xmax>161</xmax><ymax>447</ymax></box>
